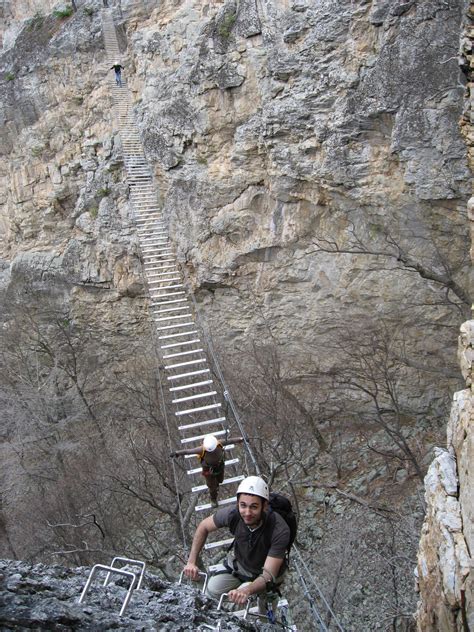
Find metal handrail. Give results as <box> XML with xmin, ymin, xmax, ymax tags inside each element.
<box><xmin>78</xmin><ymin>564</ymin><xmax>137</xmax><ymax>617</ymax></box>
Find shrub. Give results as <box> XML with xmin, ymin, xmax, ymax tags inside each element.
<box><xmin>28</xmin><ymin>11</ymin><xmax>44</xmax><ymax>30</ymax></box>
<box><xmin>31</xmin><ymin>146</ymin><xmax>45</xmax><ymax>157</ymax></box>
<box><xmin>218</xmin><ymin>12</ymin><xmax>236</xmax><ymax>39</ymax></box>
<box><xmin>98</xmin><ymin>188</ymin><xmax>110</xmax><ymax>198</ymax></box>
<box><xmin>84</xmin><ymin>6</ymin><xmax>94</xmax><ymax>16</ymax></box>
<box><xmin>5</xmin><ymin>72</ymin><xmax>15</xmax><ymax>82</ymax></box>
<box><xmin>53</xmin><ymin>6</ymin><xmax>74</xmax><ymax>19</ymax></box>
<box><xmin>89</xmin><ymin>207</ymin><xmax>98</xmax><ymax>218</ymax></box>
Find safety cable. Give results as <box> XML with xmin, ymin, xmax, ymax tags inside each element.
<box><xmin>293</xmin><ymin>558</ymin><xmax>329</xmax><ymax>632</ymax></box>
<box><xmin>293</xmin><ymin>546</ymin><xmax>345</xmax><ymax>631</ymax></box>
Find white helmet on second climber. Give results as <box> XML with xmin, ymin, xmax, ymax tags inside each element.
<box><xmin>203</xmin><ymin>434</ymin><xmax>218</xmax><ymax>452</ymax></box>
<box><xmin>236</xmin><ymin>475</ymin><xmax>269</xmax><ymax>501</ymax></box>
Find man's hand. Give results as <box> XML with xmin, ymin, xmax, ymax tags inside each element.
<box><xmin>227</xmin><ymin>587</ymin><xmax>251</xmax><ymax>605</ymax></box>
<box><xmin>183</xmin><ymin>562</ymin><xmax>200</xmax><ymax>581</ymax></box>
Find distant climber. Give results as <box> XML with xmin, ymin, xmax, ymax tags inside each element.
<box><xmin>171</xmin><ymin>434</ymin><xmax>243</xmax><ymax>507</ymax></box>
<box><xmin>182</xmin><ymin>476</ymin><xmax>291</xmax><ymax>614</ymax></box>
<box><xmin>110</xmin><ymin>63</ymin><xmax>124</xmax><ymax>87</ymax></box>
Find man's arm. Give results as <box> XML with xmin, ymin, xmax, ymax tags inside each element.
<box><xmin>171</xmin><ymin>446</ymin><xmax>201</xmax><ymax>457</ymax></box>
<box><xmin>228</xmin><ymin>556</ymin><xmax>284</xmax><ymax>605</ymax></box>
<box><xmin>183</xmin><ymin>516</ymin><xmax>218</xmax><ymax>580</ymax></box>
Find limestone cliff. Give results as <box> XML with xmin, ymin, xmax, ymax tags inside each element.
<box><xmin>415</xmin><ymin>322</ymin><xmax>473</xmax><ymax>631</ymax></box>
<box><xmin>415</xmin><ymin>3</ymin><xmax>474</xmax><ymax>628</ymax></box>
<box><xmin>0</xmin><ymin>1</ymin><xmax>472</xmax><ymax>631</ymax></box>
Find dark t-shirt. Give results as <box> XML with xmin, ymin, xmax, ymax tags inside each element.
<box><xmin>213</xmin><ymin>505</ymin><xmax>290</xmax><ymax>576</ymax></box>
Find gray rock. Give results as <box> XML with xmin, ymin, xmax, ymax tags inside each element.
<box><xmin>0</xmin><ymin>559</ymin><xmax>258</xmax><ymax>631</ymax></box>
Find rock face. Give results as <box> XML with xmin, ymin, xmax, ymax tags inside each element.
<box><xmin>0</xmin><ymin>559</ymin><xmax>255</xmax><ymax>631</ymax></box>
<box><xmin>416</xmin><ymin>322</ymin><xmax>473</xmax><ymax>631</ymax></box>
<box><xmin>0</xmin><ymin>1</ymin><xmax>472</xmax><ymax>631</ymax></box>
<box><xmin>129</xmin><ymin>0</ymin><xmax>471</xmax><ymax>365</ymax></box>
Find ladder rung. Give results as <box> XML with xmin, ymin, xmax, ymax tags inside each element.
<box><xmin>169</xmin><ymin>377</ymin><xmax>210</xmax><ymax>389</ymax></box>
<box><xmin>160</xmin><ymin>338</ymin><xmax>201</xmax><ymax>354</ymax></box>
<box><xmin>172</xmin><ymin>389</ymin><xmax>216</xmax><ymax>403</ymax></box>
<box><xmin>187</xmin><ymin>458</ymin><xmax>238</xmax><ymax>475</ymax></box>
<box><xmin>157</xmin><ymin>321</ymin><xmax>195</xmax><ymax>332</ymax></box>
<box><xmin>150</xmin><ymin>298</ymin><xmax>188</xmax><ymax>308</ymax></box>
<box><xmin>192</xmin><ymin>476</ymin><xmax>244</xmax><ymax>494</ymax></box>
<box><xmin>142</xmin><ymin>246</ymin><xmax>171</xmax><ymax>253</ymax></box>
<box><xmin>165</xmin><ymin>357</ymin><xmax>206</xmax><ymax>369</ymax></box>
<box><xmin>158</xmin><ymin>330</ymin><xmax>199</xmax><ymax>340</ymax></box>
<box><xmin>149</xmin><ymin>284</ymin><xmax>184</xmax><ymax>291</ymax></box>
<box><xmin>181</xmin><ymin>429</ymin><xmax>227</xmax><ymax>444</ymax></box>
<box><xmin>153</xmin><ymin>306</ymin><xmax>189</xmax><ymax>315</ymax></box>
<box><xmin>151</xmin><ymin>292</ymin><xmax>186</xmax><ymax>301</ymax></box>
<box><xmin>167</xmin><ymin>368</ymin><xmax>210</xmax><ymax>381</ymax></box>
<box><xmin>146</xmin><ymin>266</ymin><xmax>178</xmax><ymax>274</ymax></box>
<box><xmin>196</xmin><ymin>496</ymin><xmax>236</xmax><ymax>512</ymax></box>
<box><xmin>178</xmin><ymin>415</ymin><xmax>226</xmax><ymax>431</ymax></box>
<box><xmin>176</xmin><ymin>402</ymin><xmax>221</xmax><ymax>416</ymax></box>
<box><xmin>141</xmin><ymin>239</ymin><xmax>169</xmax><ymax>245</ymax></box>
<box><xmin>148</xmin><ymin>276</ymin><xmax>181</xmax><ymax>284</ymax></box>
<box><xmin>154</xmin><ymin>313</ymin><xmax>192</xmax><ymax>323</ymax></box>
<box><xmin>164</xmin><ymin>348</ymin><xmax>204</xmax><ymax>360</ymax></box>
<box><xmin>204</xmin><ymin>538</ymin><xmax>235</xmax><ymax>550</ymax></box>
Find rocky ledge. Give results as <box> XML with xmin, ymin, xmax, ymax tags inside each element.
<box><xmin>0</xmin><ymin>559</ymin><xmax>260</xmax><ymax>631</ymax></box>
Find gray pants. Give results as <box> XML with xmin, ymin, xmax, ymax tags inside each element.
<box><xmin>206</xmin><ymin>566</ymin><xmax>283</xmax><ymax>616</ymax></box>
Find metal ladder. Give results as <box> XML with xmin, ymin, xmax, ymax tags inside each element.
<box><xmin>101</xmin><ymin>10</ymin><xmax>243</xmax><ymax>550</ymax></box>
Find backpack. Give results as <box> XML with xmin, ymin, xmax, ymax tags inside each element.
<box><xmin>268</xmin><ymin>492</ymin><xmax>297</xmax><ymax>551</ymax></box>
<box><xmin>228</xmin><ymin>492</ymin><xmax>298</xmax><ymax>564</ymax></box>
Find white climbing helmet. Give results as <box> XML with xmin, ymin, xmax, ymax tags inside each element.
<box><xmin>237</xmin><ymin>476</ymin><xmax>269</xmax><ymax>501</ymax></box>
<box><xmin>203</xmin><ymin>434</ymin><xmax>218</xmax><ymax>452</ymax></box>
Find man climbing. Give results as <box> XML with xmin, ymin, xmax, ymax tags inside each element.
<box><xmin>171</xmin><ymin>434</ymin><xmax>243</xmax><ymax>507</ymax></box>
<box><xmin>110</xmin><ymin>62</ymin><xmax>124</xmax><ymax>87</ymax></box>
<box><xmin>183</xmin><ymin>476</ymin><xmax>290</xmax><ymax>613</ymax></box>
